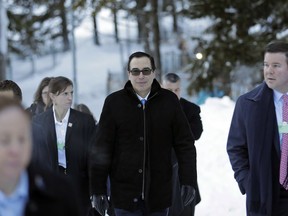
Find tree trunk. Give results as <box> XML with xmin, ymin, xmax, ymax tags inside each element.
<box><xmin>92</xmin><ymin>11</ymin><xmax>100</xmax><ymax>45</ymax></box>
<box><xmin>0</xmin><ymin>1</ymin><xmax>7</xmax><ymax>80</ymax></box>
<box><xmin>171</xmin><ymin>0</ymin><xmax>178</xmax><ymax>33</ymax></box>
<box><xmin>60</xmin><ymin>0</ymin><xmax>70</xmax><ymax>51</ymax></box>
<box><xmin>112</xmin><ymin>2</ymin><xmax>119</xmax><ymax>43</ymax></box>
<box><xmin>0</xmin><ymin>54</ymin><xmax>6</xmax><ymax>80</ymax></box>
<box><xmin>136</xmin><ymin>0</ymin><xmax>147</xmax><ymax>43</ymax></box>
<box><xmin>151</xmin><ymin>0</ymin><xmax>162</xmax><ymax>81</ymax></box>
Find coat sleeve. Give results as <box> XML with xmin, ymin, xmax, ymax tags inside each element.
<box><xmin>89</xmin><ymin>97</ymin><xmax>115</xmax><ymax>195</ymax></box>
<box><xmin>186</xmin><ymin>103</ymin><xmax>203</xmax><ymax>140</ymax></box>
<box><xmin>227</xmin><ymin>97</ymin><xmax>249</xmax><ymax>194</ymax></box>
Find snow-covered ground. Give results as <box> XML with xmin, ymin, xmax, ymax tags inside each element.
<box><xmin>12</xmin><ymin>12</ymin><xmax>246</xmax><ymax>215</ymax></box>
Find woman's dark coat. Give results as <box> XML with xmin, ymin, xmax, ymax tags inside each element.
<box><xmin>25</xmin><ymin>167</ymin><xmax>80</xmax><ymax>216</ymax></box>
<box><xmin>227</xmin><ymin>82</ymin><xmax>281</xmax><ymax>216</ymax></box>
<box><xmin>90</xmin><ymin>79</ymin><xmax>196</xmax><ymax>212</ymax></box>
<box><xmin>32</xmin><ymin>108</ymin><xmax>96</xmax><ymax>215</ymax></box>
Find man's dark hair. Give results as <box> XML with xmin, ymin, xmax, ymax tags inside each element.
<box><xmin>265</xmin><ymin>41</ymin><xmax>288</xmax><ymax>64</ymax></box>
<box><xmin>0</xmin><ymin>80</ymin><xmax>22</xmax><ymax>101</ymax></box>
<box><xmin>127</xmin><ymin>51</ymin><xmax>156</xmax><ymax>71</ymax></box>
<box><xmin>163</xmin><ymin>73</ymin><xmax>181</xmax><ymax>83</ymax></box>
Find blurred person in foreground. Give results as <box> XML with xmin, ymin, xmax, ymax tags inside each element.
<box><xmin>27</xmin><ymin>77</ymin><xmax>53</xmax><ymax>116</ymax></box>
<box><xmin>90</xmin><ymin>51</ymin><xmax>197</xmax><ymax>216</ymax></box>
<box><xmin>0</xmin><ymin>96</ymin><xmax>80</xmax><ymax>216</ymax></box>
<box><xmin>227</xmin><ymin>41</ymin><xmax>288</xmax><ymax>215</ymax></box>
<box><xmin>0</xmin><ymin>80</ymin><xmax>52</xmax><ymax>170</ymax></box>
<box><xmin>32</xmin><ymin>76</ymin><xmax>96</xmax><ymax>215</ymax></box>
<box><xmin>0</xmin><ymin>79</ymin><xmax>22</xmax><ymax>101</ymax></box>
<box><xmin>162</xmin><ymin>73</ymin><xmax>203</xmax><ymax>216</ymax></box>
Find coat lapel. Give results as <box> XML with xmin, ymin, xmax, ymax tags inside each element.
<box><xmin>65</xmin><ymin>109</ymin><xmax>77</xmax><ymax>144</ymax></box>
<box><xmin>46</xmin><ymin>109</ymin><xmax>58</xmax><ymax>169</ymax></box>
<box><xmin>247</xmin><ymin>83</ymin><xmax>279</xmax><ymax>156</ymax></box>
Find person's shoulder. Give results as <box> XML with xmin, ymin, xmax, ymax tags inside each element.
<box><xmin>71</xmin><ymin>108</ymin><xmax>95</xmax><ymax>123</ymax></box>
<box><xmin>180</xmin><ymin>98</ymin><xmax>200</xmax><ymax>108</ymax></box>
<box><xmin>237</xmin><ymin>82</ymin><xmax>267</xmax><ymax>102</ymax></box>
<box><xmin>32</xmin><ymin>108</ymin><xmax>51</xmax><ymax>121</ymax></box>
<box><xmin>160</xmin><ymin>88</ymin><xmax>179</xmax><ymax>99</ymax></box>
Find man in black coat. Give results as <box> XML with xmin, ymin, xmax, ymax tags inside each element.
<box><xmin>162</xmin><ymin>73</ymin><xmax>203</xmax><ymax>216</ymax></box>
<box><xmin>90</xmin><ymin>52</ymin><xmax>197</xmax><ymax>216</ymax></box>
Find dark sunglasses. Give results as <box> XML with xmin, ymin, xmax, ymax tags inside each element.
<box><xmin>130</xmin><ymin>68</ymin><xmax>153</xmax><ymax>76</ymax></box>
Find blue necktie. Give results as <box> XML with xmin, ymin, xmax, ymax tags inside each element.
<box><xmin>141</xmin><ymin>99</ymin><xmax>146</xmax><ymax>109</ymax></box>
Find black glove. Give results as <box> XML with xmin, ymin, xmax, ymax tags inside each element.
<box><xmin>181</xmin><ymin>185</ymin><xmax>195</xmax><ymax>206</ymax></box>
<box><xmin>91</xmin><ymin>195</ymin><xmax>109</xmax><ymax>216</ymax></box>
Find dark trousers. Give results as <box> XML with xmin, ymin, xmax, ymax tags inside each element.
<box><xmin>114</xmin><ymin>199</ymin><xmax>168</xmax><ymax>216</ymax></box>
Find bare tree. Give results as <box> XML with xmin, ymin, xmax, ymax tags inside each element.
<box><xmin>150</xmin><ymin>0</ymin><xmax>161</xmax><ymax>81</ymax></box>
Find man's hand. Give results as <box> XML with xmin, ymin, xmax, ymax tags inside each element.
<box><xmin>91</xmin><ymin>195</ymin><xmax>109</xmax><ymax>216</ymax></box>
<box><xmin>181</xmin><ymin>185</ymin><xmax>195</xmax><ymax>206</ymax></box>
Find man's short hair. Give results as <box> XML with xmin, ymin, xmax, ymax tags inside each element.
<box><xmin>265</xmin><ymin>41</ymin><xmax>288</xmax><ymax>64</ymax></box>
<box><xmin>127</xmin><ymin>51</ymin><xmax>156</xmax><ymax>71</ymax></box>
<box><xmin>162</xmin><ymin>73</ymin><xmax>181</xmax><ymax>83</ymax></box>
<box><xmin>0</xmin><ymin>80</ymin><xmax>22</xmax><ymax>101</ymax></box>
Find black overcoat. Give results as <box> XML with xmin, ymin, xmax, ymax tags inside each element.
<box><xmin>169</xmin><ymin>98</ymin><xmax>203</xmax><ymax>216</ymax></box>
<box><xmin>227</xmin><ymin>82</ymin><xmax>281</xmax><ymax>216</ymax></box>
<box><xmin>25</xmin><ymin>167</ymin><xmax>80</xmax><ymax>216</ymax></box>
<box><xmin>90</xmin><ymin>79</ymin><xmax>196</xmax><ymax>212</ymax></box>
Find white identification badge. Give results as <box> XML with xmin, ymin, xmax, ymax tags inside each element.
<box><xmin>279</xmin><ymin>122</ymin><xmax>288</xmax><ymax>134</ymax></box>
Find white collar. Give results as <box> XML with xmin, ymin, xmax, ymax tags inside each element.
<box><xmin>53</xmin><ymin>106</ymin><xmax>70</xmax><ymax>124</ymax></box>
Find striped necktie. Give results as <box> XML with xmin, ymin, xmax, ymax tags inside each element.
<box><xmin>280</xmin><ymin>94</ymin><xmax>288</xmax><ymax>189</ymax></box>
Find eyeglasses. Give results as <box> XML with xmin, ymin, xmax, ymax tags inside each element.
<box><xmin>130</xmin><ymin>68</ymin><xmax>153</xmax><ymax>76</ymax></box>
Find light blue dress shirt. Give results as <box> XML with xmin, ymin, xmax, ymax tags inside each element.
<box><xmin>273</xmin><ymin>90</ymin><xmax>288</xmax><ymax>149</ymax></box>
<box><xmin>0</xmin><ymin>171</ymin><xmax>29</xmax><ymax>216</ymax></box>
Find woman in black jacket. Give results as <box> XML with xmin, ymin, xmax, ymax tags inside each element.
<box><xmin>32</xmin><ymin>76</ymin><xmax>96</xmax><ymax>215</ymax></box>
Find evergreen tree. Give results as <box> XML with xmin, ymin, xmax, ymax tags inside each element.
<box><xmin>184</xmin><ymin>0</ymin><xmax>288</xmax><ymax>96</ymax></box>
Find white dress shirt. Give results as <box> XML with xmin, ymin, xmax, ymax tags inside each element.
<box><xmin>53</xmin><ymin>107</ymin><xmax>70</xmax><ymax>168</ymax></box>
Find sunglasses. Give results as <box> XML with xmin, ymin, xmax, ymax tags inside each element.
<box><xmin>130</xmin><ymin>68</ymin><xmax>153</xmax><ymax>76</ymax></box>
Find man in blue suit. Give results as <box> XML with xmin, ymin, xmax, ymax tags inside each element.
<box><xmin>227</xmin><ymin>41</ymin><xmax>288</xmax><ymax>216</ymax></box>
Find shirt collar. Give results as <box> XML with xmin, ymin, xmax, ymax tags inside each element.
<box><xmin>53</xmin><ymin>106</ymin><xmax>70</xmax><ymax>124</ymax></box>
<box><xmin>273</xmin><ymin>90</ymin><xmax>288</xmax><ymax>103</ymax></box>
<box><xmin>136</xmin><ymin>92</ymin><xmax>150</xmax><ymax>101</ymax></box>
<box><xmin>0</xmin><ymin>171</ymin><xmax>29</xmax><ymax>201</ymax></box>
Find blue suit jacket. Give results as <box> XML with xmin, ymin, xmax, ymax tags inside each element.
<box><xmin>227</xmin><ymin>82</ymin><xmax>280</xmax><ymax>215</ymax></box>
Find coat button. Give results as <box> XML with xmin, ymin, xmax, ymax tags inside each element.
<box><xmin>133</xmin><ymin>198</ymin><xmax>138</xmax><ymax>202</ymax></box>
<box><xmin>138</xmin><ymin>169</ymin><xmax>143</xmax><ymax>173</ymax></box>
<box><xmin>138</xmin><ymin>104</ymin><xmax>142</xmax><ymax>108</ymax></box>
<box><xmin>139</xmin><ymin>137</ymin><xmax>144</xmax><ymax>141</ymax></box>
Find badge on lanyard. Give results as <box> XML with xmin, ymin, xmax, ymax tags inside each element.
<box><xmin>279</xmin><ymin>122</ymin><xmax>288</xmax><ymax>133</ymax></box>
